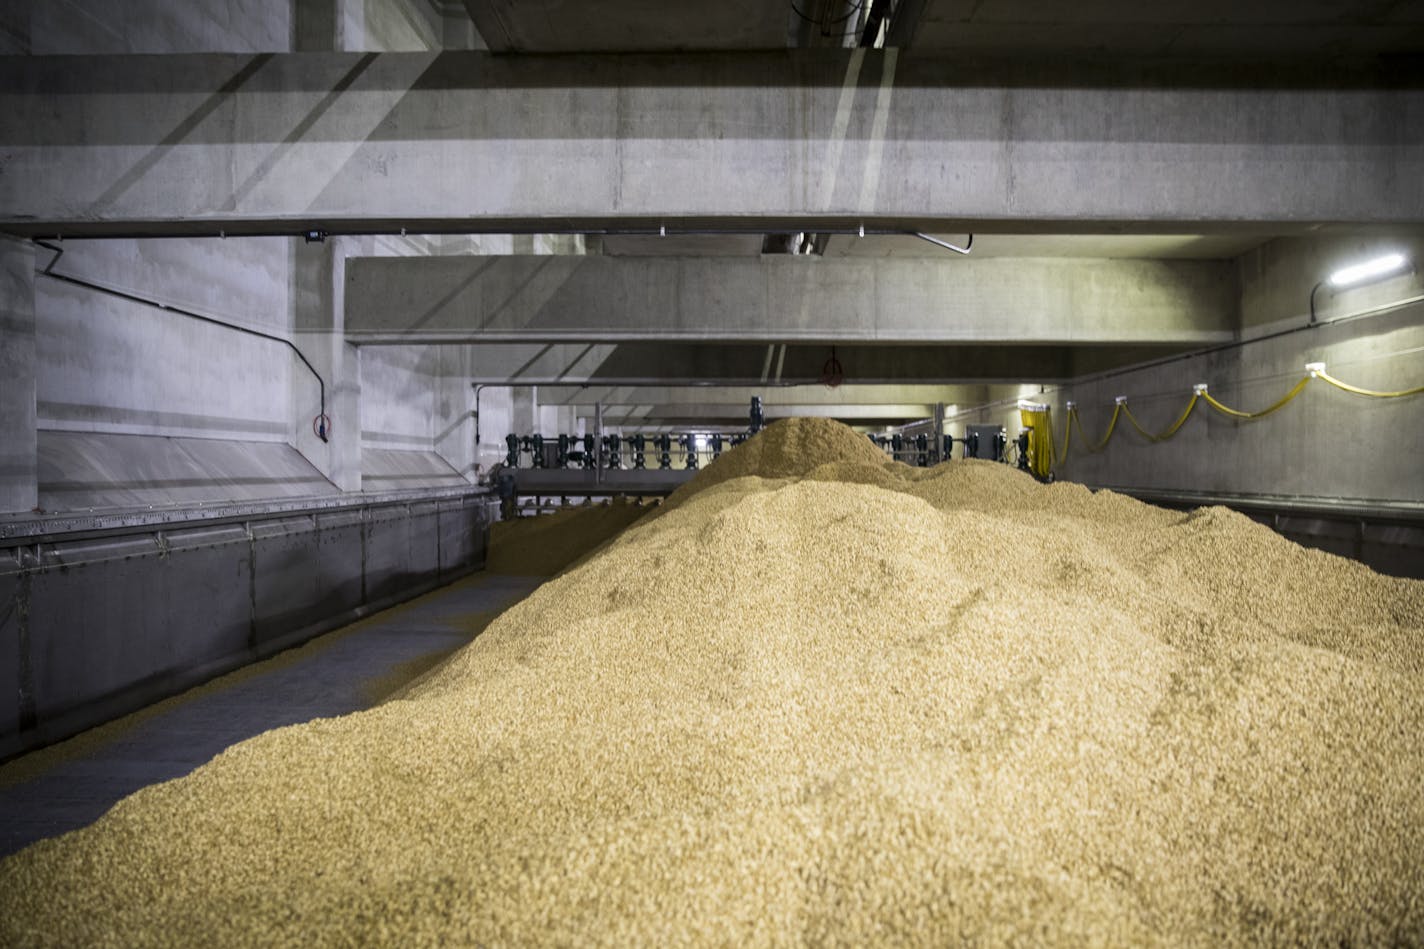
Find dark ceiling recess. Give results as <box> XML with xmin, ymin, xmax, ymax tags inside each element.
<box><xmin>761</xmin><ymin>232</ymin><xmax>829</xmax><ymax>256</ymax></box>
<box><xmin>788</xmin><ymin>0</ymin><xmax>870</xmax><ymax>47</ymax></box>
<box><xmin>468</xmin><ymin>0</ymin><xmax>1424</xmax><ymax>60</ymax></box>
<box><xmin>787</xmin><ymin>0</ymin><xmax>922</xmax><ymax>49</ymax></box>
<box><xmin>858</xmin><ymin>0</ymin><xmax>893</xmax><ymax>47</ymax></box>
<box><xmin>821</xmin><ymin>347</ymin><xmax>846</xmax><ymax>388</ymax></box>
<box><xmin>885</xmin><ymin>0</ymin><xmax>928</xmax><ymax>47</ymax></box>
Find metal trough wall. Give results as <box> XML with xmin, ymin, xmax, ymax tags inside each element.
<box><xmin>0</xmin><ymin>491</ymin><xmax>497</xmax><ymax>761</ymax></box>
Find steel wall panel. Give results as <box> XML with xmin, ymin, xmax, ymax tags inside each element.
<box><xmin>0</xmin><ymin>551</ymin><xmax>23</xmax><ymax>739</ymax></box>
<box><xmin>1</xmin><ymin>491</ymin><xmax>492</xmax><ymax>759</ymax></box>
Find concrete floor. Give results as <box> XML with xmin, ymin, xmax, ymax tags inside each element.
<box><xmin>0</xmin><ymin>571</ymin><xmax>541</xmax><ymax>859</ymax></box>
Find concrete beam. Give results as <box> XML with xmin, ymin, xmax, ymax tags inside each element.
<box><xmin>544</xmin><ymin>382</ymin><xmax>981</xmax><ymax>426</ymax></box>
<box><xmin>538</xmin><ymin>383</ymin><xmax>988</xmax><ymax>407</ymax></box>
<box><xmin>456</xmin><ymin>341</ymin><xmax>1195</xmax><ymax>385</ymax></box>
<box><xmin>344</xmin><ymin>255</ymin><xmax>1237</xmax><ymax>344</ymax></box>
<box><xmin>2</xmin><ymin>52</ymin><xmax>1420</xmax><ymax>235</ymax></box>
<box><xmin>462</xmin><ymin>0</ymin><xmax>791</xmax><ymax>52</ymax></box>
<box><xmin>595</xmin><ymin>404</ymin><xmax>936</xmax><ymax>425</ymax></box>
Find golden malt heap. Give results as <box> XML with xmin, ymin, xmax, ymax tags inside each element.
<box><xmin>2</xmin><ymin>418</ymin><xmax>1421</xmax><ymax>947</ymax></box>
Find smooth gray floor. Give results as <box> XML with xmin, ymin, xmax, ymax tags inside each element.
<box><xmin>0</xmin><ymin>572</ymin><xmax>541</xmax><ymax>858</ymax></box>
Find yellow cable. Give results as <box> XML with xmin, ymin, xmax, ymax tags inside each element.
<box><xmin>1201</xmin><ymin>375</ymin><xmax>1310</xmax><ymax>420</ymax></box>
<box><xmin>1098</xmin><ymin>404</ymin><xmax>1122</xmax><ymax>450</ymax></box>
<box><xmin>1316</xmin><ymin>370</ymin><xmax>1424</xmax><ymax>399</ymax></box>
<box><xmin>1056</xmin><ymin>363</ymin><xmax>1420</xmax><ymax>465</ymax></box>
<box><xmin>1121</xmin><ymin>393</ymin><xmax>1199</xmax><ymax>442</ymax></box>
<box><xmin>1071</xmin><ymin>404</ymin><xmax>1121</xmax><ymax>453</ymax></box>
<box><xmin>1041</xmin><ymin>411</ymin><xmax>1056</xmax><ymax>476</ymax></box>
<box><xmin>1156</xmin><ymin>393</ymin><xmax>1200</xmax><ymax>440</ymax></box>
<box><xmin>1121</xmin><ymin>404</ymin><xmax>1153</xmax><ymax>440</ymax></box>
<box><xmin>1018</xmin><ymin>407</ymin><xmax>1055</xmax><ymax>478</ymax></box>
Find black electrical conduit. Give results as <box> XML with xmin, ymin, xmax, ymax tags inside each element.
<box><xmin>34</xmin><ymin>239</ymin><xmax>329</xmax><ymax>442</ymax></box>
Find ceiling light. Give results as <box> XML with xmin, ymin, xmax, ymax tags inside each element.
<box><xmin>1327</xmin><ymin>252</ymin><xmax>1407</xmax><ymax>288</ymax></box>
<box><xmin>1310</xmin><ymin>252</ymin><xmax>1412</xmax><ymax>324</ymax></box>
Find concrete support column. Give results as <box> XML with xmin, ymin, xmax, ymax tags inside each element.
<box><xmin>555</xmin><ymin>405</ymin><xmax>578</xmax><ymax>436</ymax></box>
<box><xmin>293</xmin><ymin>0</ymin><xmax>365</xmax><ymax>51</ymax></box>
<box><xmin>291</xmin><ymin>238</ymin><xmax>361</xmax><ymax>491</ymax></box>
<box><xmin>435</xmin><ymin>348</ymin><xmax>477</xmax><ymax>483</ymax></box>
<box><xmin>0</xmin><ymin>238</ymin><xmax>36</xmax><ymax>514</ymax></box>
<box><xmin>474</xmin><ymin>385</ymin><xmax>512</xmax><ymax>472</ymax></box>
<box><xmin>511</xmin><ymin>386</ymin><xmax>539</xmax><ymax>435</ymax></box>
<box><xmin>293</xmin><ymin>0</ymin><xmax>336</xmax><ymax>50</ymax></box>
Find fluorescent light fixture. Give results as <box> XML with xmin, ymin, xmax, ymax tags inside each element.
<box><xmin>1327</xmin><ymin>253</ymin><xmax>1407</xmax><ymax>288</ymax></box>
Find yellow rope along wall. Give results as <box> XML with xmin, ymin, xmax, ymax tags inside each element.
<box><xmin>1065</xmin><ymin>402</ymin><xmax>1122</xmax><ymax>455</ymax></box>
<box><xmin>1053</xmin><ymin>361</ymin><xmax>1421</xmax><ymax>471</ymax></box>
<box><xmin>1200</xmin><ymin>375</ymin><xmax>1311</xmax><ymax>420</ymax></box>
<box><xmin>1316</xmin><ymin>369</ymin><xmax>1424</xmax><ymax>399</ymax></box>
<box><xmin>1058</xmin><ymin>408</ymin><xmax>1077</xmax><ymax>459</ymax></box>
<box><xmin>1121</xmin><ymin>392</ymin><xmax>1201</xmax><ymax>442</ymax></box>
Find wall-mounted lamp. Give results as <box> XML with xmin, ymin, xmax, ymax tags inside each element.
<box><xmin>1309</xmin><ymin>252</ymin><xmax>1410</xmax><ymax>324</ymax></box>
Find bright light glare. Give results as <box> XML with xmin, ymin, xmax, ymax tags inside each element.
<box><xmin>1328</xmin><ymin>253</ymin><xmax>1408</xmax><ymax>288</ymax></box>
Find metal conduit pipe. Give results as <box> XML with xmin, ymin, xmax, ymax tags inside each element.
<box><xmin>33</xmin><ymin>240</ymin><xmax>329</xmax><ymax>442</ymax></box>
<box><xmin>28</xmin><ymin>227</ymin><xmax>974</xmax><ymax>256</ymax></box>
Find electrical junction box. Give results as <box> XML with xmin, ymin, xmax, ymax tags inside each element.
<box><xmin>964</xmin><ymin>424</ymin><xmax>1005</xmax><ymax>460</ymax></box>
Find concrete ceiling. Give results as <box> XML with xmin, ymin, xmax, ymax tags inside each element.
<box><xmin>443</xmin><ymin>1</ymin><xmax>1421</xmax><ymax>427</ymax></box>
<box><xmin>463</xmin><ymin>0</ymin><xmax>1424</xmax><ymax>57</ymax></box>
<box><xmin>462</xmin><ymin>0</ymin><xmax>792</xmax><ymax>52</ymax></box>
<box><xmin>907</xmin><ymin>0</ymin><xmax>1424</xmax><ymax>58</ymax></box>
<box><xmin>458</xmin><ymin>0</ymin><xmax>1409</xmax><ymax>299</ymax></box>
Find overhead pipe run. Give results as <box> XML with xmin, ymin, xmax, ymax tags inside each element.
<box><xmin>33</xmin><ymin>240</ymin><xmax>330</xmax><ymax>443</ymax></box>
<box><xmin>911</xmin><ymin>232</ymin><xmax>973</xmax><ymax>255</ymax></box>
<box><xmin>28</xmin><ymin>225</ymin><xmax>975</xmax><ymax>257</ymax></box>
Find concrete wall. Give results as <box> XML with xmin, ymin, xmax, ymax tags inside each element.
<box><xmin>475</xmin><ymin>385</ymin><xmax>514</xmax><ymax>475</ymax></box>
<box><xmin>935</xmin><ymin>237</ymin><xmax>1424</xmax><ymax>511</ymax></box>
<box><xmin>36</xmin><ymin>239</ymin><xmax>295</xmax><ymax>446</ymax></box>
<box><xmin>9</xmin><ymin>6</ymin><xmax>321</xmax><ymax>501</ymax></box>
<box><xmin>343</xmin><ymin>237</ymin><xmax>485</xmax><ymax>484</ymax></box>
<box><xmin>471</xmin><ymin>386</ymin><xmax>576</xmax><ymax>472</ymax></box>
<box><xmin>1053</xmin><ymin>321</ymin><xmax>1421</xmax><ymax>507</ymax></box>
<box><xmin>361</xmin><ymin>0</ymin><xmax>443</xmax><ymax>51</ymax></box>
<box><xmin>4</xmin><ymin>0</ymin><xmax>460</xmax><ymax>487</ymax></box>
<box><xmin>1</xmin><ymin>0</ymin><xmax>293</xmax><ymax>54</ymax></box>
<box><xmin>434</xmin><ymin>347</ymin><xmax>477</xmax><ymax>480</ymax></box>
<box><xmin>0</xmin><ymin>1</ymin><xmax>499</xmax><ymax>764</ymax></box>
<box><xmin>1047</xmin><ymin>238</ymin><xmax>1423</xmax><ymax>507</ymax></box>
<box><xmin>361</xmin><ymin>347</ymin><xmax>438</xmax><ymax>451</ymax></box>
<box><xmin>0</xmin><ymin>0</ymin><xmax>459</xmax><ymax>55</ymax></box>
<box><xmin>1240</xmin><ymin>236</ymin><xmax>1424</xmax><ymax>329</ymax></box>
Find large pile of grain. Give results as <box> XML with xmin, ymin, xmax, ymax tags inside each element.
<box><xmin>4</xmin><ymin>418</ymin><xmax>1422</xmax><ymax>946</ymax></box>
<box><xmin>485</xmin><ymin>499</ymin><xmax>650</xmax><ymax>576</ymax></box>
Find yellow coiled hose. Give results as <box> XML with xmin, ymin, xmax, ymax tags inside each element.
<box><xmin>1054</xmin><ymin>364</ymin><xmax>1419</xmax><ymax>471</ymax></box>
